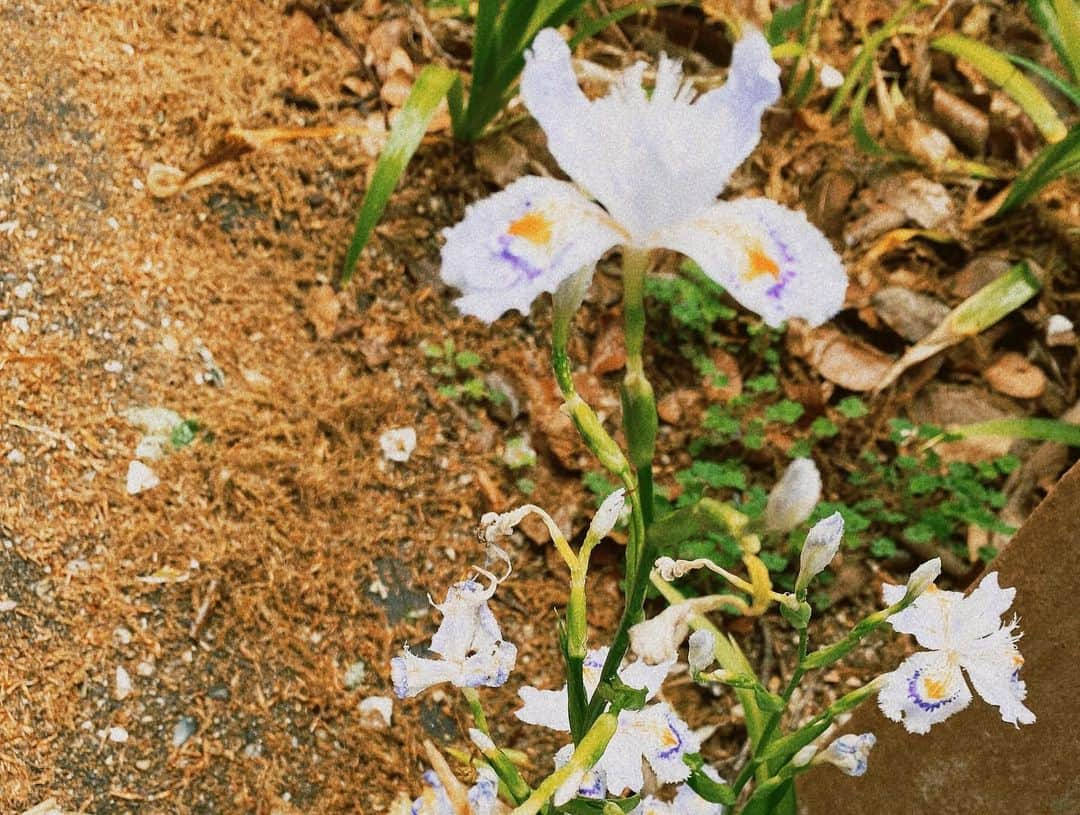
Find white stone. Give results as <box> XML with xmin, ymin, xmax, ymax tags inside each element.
<box><xmin>357</xmin><ymin>696</ymin><xmax>393</xmax><ymax>730</ymax></box>
<box><xmin>126</xmin><ymin>460</ymin><xmax>160</xmax><ymax>495</ymax></box>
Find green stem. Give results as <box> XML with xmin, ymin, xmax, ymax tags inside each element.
<box><xmin>462</xmin><ymin>687</ymin><xmax>489</xmax><ymax>735</ymax></box>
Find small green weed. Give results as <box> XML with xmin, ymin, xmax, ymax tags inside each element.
<box><xmin>421</xmin><ymin>339</ymin><xmax>504</xmax><ymax>404</ymax></box>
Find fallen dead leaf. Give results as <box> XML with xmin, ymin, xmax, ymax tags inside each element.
<box><xmin>788</xmin><ymin>325</ymin><xmax>894</xmax><ymax>392</ymax></box>
<box><xmin>910</xmin><ymin>384</ymin><xmax>1021</xmax><ymax>462</ymax></box>
<box><xmin>982</xmin><ymin>352</ymin><xmax>1047</xmax><ymax>399</ymax></box>
<box><xmin>589</xmin><ymin>320</ymin><xmax>627</xmax><ymax>376</ymax></box>
<box><xmin>473</xmin><ymin>133</ymin><xmax>532</xmax><ymax>189</ymax></box>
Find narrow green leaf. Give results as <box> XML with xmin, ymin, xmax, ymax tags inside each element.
<box><xmin>998</xmin><ymin>124</ymin><xmax>1080</xmax><ymax>214</ymax></box>
<box><xmin>850</xmin><ymin>80</ymin><xmax>890</xmax><ymax>156</ymax></box>
<box><xmin>1006</xmin><ymin>53</ymin><xmax>1080</xmax><ymax>108</ymax></box>
<box><xmin>827</xmin><ymin>0</ymin><xmax>929</xmax><ymax>119</ymax></box>
<box><xmin>932</xmin><ymin>33</ymin><xmax>1068</xmax><ymax>143</ymax></box>
<box><xmin>766</xmin><ymin>0</ymin><xmax>807</xmax><ymax>46</ymax></box>
<box><xmin>1053</xmin><ymin>0</ymin><xmax>1080</xmax><ymax>82</ymax></box>
<box><xmin>569</xmin><ymin>0</ymin><xmax>687</xmax><ymax>49</ymax></box>
<box><xmin>1028</xmin><ymin>0</ymin><xmax>1076</xmax><ymax>81</ymax></box>
<box><xmin>340</xmin><ymin>65</ymin><xmax>457</xmax><ymax>284</ymax></box>
<box><xmin>949</xmin><ymin>417</ymin><xmax>1080</xmax><ymax>446</ymax></box>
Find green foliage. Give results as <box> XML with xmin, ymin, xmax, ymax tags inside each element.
<box><xmin>421</xmin><ymin>339</ymin><xmax>502</xmax><ymax>403</ymax></box>
<box><xmin>170</xmin><ymin>419</ymin><xmax>201</xmax><ymax>449</ymax></box>
<box><xmin>644</xmin><ymin>261</ymin><xmax>737</xmax><ymax>337</ymax></box>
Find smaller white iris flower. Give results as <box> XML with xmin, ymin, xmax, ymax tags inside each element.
<box><xmin>877</xmin><ymin>571</ymin><xmax>1035</xmax><ymax>734</ymax></box>
<box><xmin>440</xmin><ymin>28</ymin><xmax>847</xmax><ymax>328</ymax></box>
<box><xmin>516</xmin><ymin>647</ymin><xmax>698</xmax><ymax>795</ymax></box>
<box><xmin>391</xmin><ymin>572</ymin><xmax>517</xmax><ymax>698</ymax></box>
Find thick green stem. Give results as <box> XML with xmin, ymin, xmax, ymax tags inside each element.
<box><xmin>620</xmin><ymin>247</ymin><xmax>657</xmax><ymax>531</ymax></box>
<box><xmin>462</xmin><ymin>687</ymin><xmax>489</xmax><ymax>735</ymax></box>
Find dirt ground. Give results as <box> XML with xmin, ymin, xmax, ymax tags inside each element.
<box><xmin>1</xmin><ymin>1</ymin><xmax>1076</xmax><ymax>813</ymax></box>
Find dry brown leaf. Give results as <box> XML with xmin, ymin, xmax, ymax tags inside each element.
<box><xmin>789</xmin><ymin>325</ymin><xmax>894</xmax><ymax>392</ymax></box>
<box><xmin>473</xmin><ymin>133</ymin><xmax>532</xmax><ymax>188</ymax></box>
<box><xmin>982</xmin><ymin>352</ymin><xmax>1047</xmax><ymax>399</ymax></box>
<box><xmin>878</xmin><ymin>173</ymin><xmax>954</xmax><ymax>229</ymax></box>
<box><xmin>657</xmin><ymin>387</ymin><xmax>704</xmax><ymax>426</ymax></box>
<box><xmin>910</xmin><ymin>384</ymin><xmax>1021</xmax><ymax>462</ymax></box>
<box><xmin>588</xmin><ymin>320</ymin><xmax>627</xmax><ymax>376</ymax></box>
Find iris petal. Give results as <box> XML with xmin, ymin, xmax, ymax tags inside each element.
<box><xmin>651</xmin><ymin>198</ymin><xmax>847</xmax><ymax>327</ymax></box>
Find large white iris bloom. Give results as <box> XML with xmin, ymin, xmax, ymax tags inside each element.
<box><xmin>877</xmin><ymin>572</ymin><xmax>1035</xmax><ymax>734</ymax></box>
<box><xmin>440</xmin><ymin>28</ymin><xmax>847</xmax><ymax>327</ymax></box>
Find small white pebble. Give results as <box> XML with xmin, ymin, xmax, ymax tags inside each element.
<box><xmin>13</xmin><ymin>281</ymin><xmax>32</xmax><ymax>299</ymax></box>
<box><xmin>136</xmin><ymin>661</ymin><xmax>155</xmax><ymax>677</ymax></box>
<box><xmin>126</xmin><ymin>460</ymin><xmax>160</xmax><ymax>495</ymax></box>
<box><xmin>6</xmin><ymin>448</ymin><xmax>26</xmax><ymax>465</ymax></box>
<box><xmin>357</xmin><ymin>696</ymin><xmax>393</xmax><ymax>730</ymax></box>
<box><xmin>1047</xmin><ymin>314</ymin><xmax>1076</xmax><ymax>347</ymax></box>
<box><xmin>0</xmin><ymin>599</ymin><xmax>17</xmax><ymax>612</ymax></box>
<box><xmin>108</xmin><ymin>726</ymin><xmax>129</xmax><ymax>743</ymax></box>
<box><xmin>135</xmin><ymin>759</ymin><xmax>151</xmax><ymax>771</ymax></box>
<box><xmin>368</xmin><ymin>577</ymin><xmax>389</xmax><ymax>600</ymax></box>
<box><xmin>115</xmin><ymin>666</ymin><xmax>133</xmax><ymax>700</ymax></box>
<box><xmin>104</xmin><ymin>359</ymin><xmax>124</xmax><ymax>374</ymax></box>
<box><xmin>11</xmin><ymin>316</ymin><xmax>29</xmax><ymax>333</ymax></box>
<box><xmin>113</xmin><ymin>626</ymin><xmax>133</xmax><ymax>645</ymax></box>
<box><xmin>379</xmin><ymin>426</ymin><xmax>416</xmax><ymax>462</ymax></box>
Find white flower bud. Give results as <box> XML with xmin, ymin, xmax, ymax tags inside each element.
<box><xmin>688</xmin><ymin>629</ymin><xmax>715</xmax><ymax>674</ymax></box>
<box><xmin>764</xmin><ymin>458</ymin><xmax>822</xmax><ymax>532</ymax></box>
<box><xmin>588</xmin><ymin>488</ymin><xmax>626</xmax><ymax>541</ymax></box>
<box><xmin>905</xmin><ymin>558</ymin><xmax>941</xmax><ymax>598</ymax></box>
<box><xmin>629</xmin><ymin>602</ymin><xmax>695</xmax><ymax>665</ymax></box>
<box><xmin>469</xmin><ymin>727</ymin><xmax>495</xmax><ymax>752</ymax></box>
<box><xmin>792</xmin><ymin>744</ymin><xmax>819</xmax><ymax>767</ymax></box>
<box><xmin>795</xmin><ymin>512</ymin><xmax>844</xmax><ymax>593</ymax></box>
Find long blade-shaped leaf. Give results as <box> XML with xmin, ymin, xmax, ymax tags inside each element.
<box><xmin>950</xmin><ymin>417</ymin><xmax>1080</xmax><ymax>446</ymax></box>
<box><xmin>932</xmin><ymin>33</ymin><xmax>1068</xmax><ymax>143</ymax></box>
<box><xmin>1006</xmin><ymin>53</ymin><xmax>1080</xmax><ymax>108</ymax></box>
<box><xmin>999</xmin><ymin>123</ymin><xmax>1080</xmax><ymax>213</ymax></box>
<box><xmin>340</xmin><ymin>65</ymin><xmax>457</xmax><ymax>284</ymax></box>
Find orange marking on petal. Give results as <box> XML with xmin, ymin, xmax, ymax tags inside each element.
<box><xmin>508</xmin><ymin>211</ymin><xmax>553</xmax><ymax>245</ymax></box>
<box><xmin>922</xmin><ymin>676</ymin><xmax>950</xmax><ymax>700</ymax></box>
<box><xmin>743</xmin><ymin>246</ymin><xmax>781</xmax><ymax>281</ymax></box>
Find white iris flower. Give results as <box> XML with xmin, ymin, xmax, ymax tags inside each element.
<box><xmin>632</xmin><ymin>769</ymin><xmax>727</xmax><ymax>815</ymax></box>
<box><xmin>877</xmin><ymin>571</ymin><xmax>1035</xmax><ymax>734</ymax></box>
<box><xmin>515</xmin><ymin>647</ymin><xmax>698</xmax><ymax>794</ymax></box>
<box><xmin>391</xmin><ymin>574</ymin><xmax>517</xmax><ymax>698</ymax></box>
<box><xmin>440</xmin><ymin>28</ymin><xmax>846</xmax><ymax>327</ymax></box>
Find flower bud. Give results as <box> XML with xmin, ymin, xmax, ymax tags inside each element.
<box><xmin>905</xmin><ymin>558</ymin><xmax>941</xmax><ymax>599</ymax></box>
<box><xmin>688</xmin><ymin>629</ymin><xmax>715</xmax><ymax>674</ymax></box>
<box><xmin>792</xmin><ymin>744</ymin><xmax>819</xmax><ymax>767</ymax></box>
<box><xmin>795</xmin><ymin>512</ymin><xmax>844</xmax><ymax>593</ymax></box>
<box><xmin>764</xmin><ymin>458</ymin><xmax>822</xmax><ymax>532</ymax></box>
<box><xmin>469</xmin><ymin>728</ymin><xmax>495</xmax><ymax>752</ymax></box>
<box><xmin>588</xmin><ymin>489</ymin><xmax>626</xmax><ymax>542</ymax></box>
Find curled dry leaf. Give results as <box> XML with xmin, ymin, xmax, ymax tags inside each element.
<box><xmin>878</xmin><ymin>173</ymin><xmax>954</xmax><ymax>229</ymax></box>
<box><xmin>910</xmin><ymin>384</ymin><xmax>1021</xmax><ymax>462</ymax></box>
<box><xmin>147</xmin><ymin>125</ymin><xmax>373</xmax><ymax>198</ymax></box>
<box><xmin>982</xmin><ymin>352</ymin><xmax>1047</xmax><ymax>399</ymax></box>
<box><xmin>788</xmin><ymin>324</ymin><xmax>894</xmax><ymax>392</ymax></box>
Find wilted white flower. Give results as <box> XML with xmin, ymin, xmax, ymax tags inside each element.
<box><xmin>795</xmin><ymin>511</ymin><xmax>844</xmax><ymax>592</ymax></box>
<box><xmin>764</xmin><ymin>458</ymin><xmax>822</xmax><ymax>532</ymax></box>
<box><xmin>688</xmin><ymin>629</ymin><xmax>716</xmax><ymax>674</ymax></box>
<box><xmin>408</xmin><ymin>766</ymin><xmax>501</xmax><ymax>815</ymax></box>
<box><xmin>630</xmin><ymin>601</ymin><xmax>698</xmax><ymax>665</ymax></box>
<box><xmin>877</xmin><ymin>571</ymin><xmax>1035</xmax><ymax>734</ymax></box>
<box><xmin>380</xmin><ymin>426</ymin><xmax>417</xmax><ymax>462</ymax></box>
<box><xmin>819</xmin><ymin>732</ymin><xmax>876</xmax><ymax>776</ymax></box>
<box><xmin>440</xmin><ymin>28</ymin><xmax>846</xmax><ymax>328</ymax></box>
<box><xmin>516</xmin><ymin>648</ymin><xmax>698</xmax><ymax>794</ymax></box>
<box><xmin>391</xmin><ymin>576</ymin><xmax>516</xmax><ymax>698</ymax></box>
<box><xmin>553</xmin><ymin>743</ymin><xmax>607</xmax><ymax>804</ymax></box>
